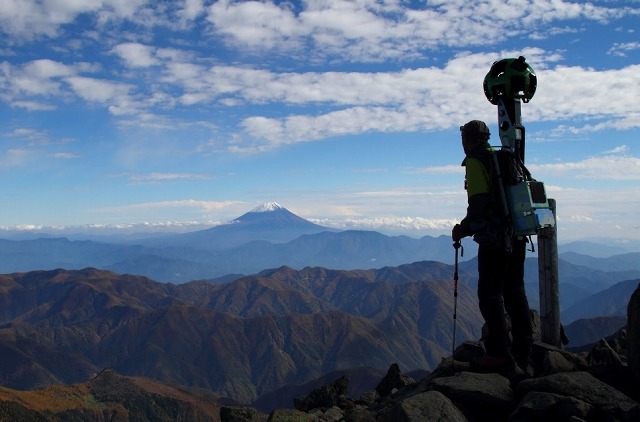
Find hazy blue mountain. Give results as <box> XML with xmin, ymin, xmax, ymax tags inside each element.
<box><xmin>134</xmin><ymin>202</ymin><xmax>336</xmax><ymax>251</ymax></box>
<box><xmin>559</xmin><ymin>251</ymin><xmax>640</xmax><ymax>272</ymax></box>
<box><xmin>564</xmin><ymin>316</ymin><xmax>627</xmax><ymax>349</ymax></box>
<box><xmin>460</xmin><ymin>255</ymin><xmax>640</xmax><ymax>316</ymax></box>
<box><xmin>561</xmin><ymin>279</ymin><xmax>640</xmax><ymax>324</ymax></box>
<box><xmin>0</xmin><ymin>204</ymin><xmax>465</xmax><ymax>282</ymax></box>
<box><xmin>0</xmin><ymin>203</ymin><xmax>638</xmax><ymax>287</ymax></box>
<box><xmin>558</xmin><ymin>239</ymin><xmax>640</xmax><ymax>257</ymax></box>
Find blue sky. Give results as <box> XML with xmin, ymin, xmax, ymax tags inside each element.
<box><xmin>1</xmin><ymin>0</ymin><xmax>639</xmax><ymax>242</ymax></box>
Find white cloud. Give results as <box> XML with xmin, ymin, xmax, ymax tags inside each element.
<box><xmin>112</xmin><ymin>43</ymin><xmax>160</xmax><ymax>68</ymax></box>
<box><xmin>207</xmin><ymin>0</ymin><xmax>305</xmax><ymax>50</ymax></box>
<box><xmin>530</xmin><ymin>155</ymin><xmax>640</xmax><ymax>180</ymax></box>
<box><xmin>409</xmin><ymin>165</ymin><xmax>463</xmax><ymax>175</ymax></box>
<box><xmin>10</xmin><ymin>100</ymin><xmax>57</xmax><ymax>111</ymax></box>
<box><xmin>608</xmin><ymin>41</ymin><xmax>640</xmax><ymax>57</ymax></box>
<box><xmin>604</xmin><ymin>145</ymin><xmax>629</xmax><ymax>154</ymax></box>
<box><xmin>177</xmin><ymin>0</ymin><xmax>206</xmax><ymax>23</ymax></box>
<box><xmin>99</xmin><ymin>199</ymin><xmax>246</xmax><ymax>216</ymax></box>
<box><xmin>64</xmin><ymin>76</ymin><xmax>139</xmax><ymax>115</ymax></box>
<box><xmin>54</xmin><ymin>152</ymin><xmax>81</xmax><ymax>159</ymax></box>
<box><xmin>0</xmin><ymin>0</ymin><xmax>149</xmax><ymax>38</ymax></box>
<box><xmin>121</xmin><ymin>172</ymin><xmax>212</xmax><ymax>183</ymax></box>
<box><xmin>310</xmin><ymin>216</ymin><xmax>459</xmax><ymax>233</ymax></box>
<box><xmin>201</xmin><ymin>0</ymin><xmax>639</xmax><ymax>61</ymax></box>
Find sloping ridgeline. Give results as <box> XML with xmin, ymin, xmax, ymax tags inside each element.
<box><xmin>0</xmin><ymin>263</ymin><xmax>480</xmax><ymax>406</ymax></box>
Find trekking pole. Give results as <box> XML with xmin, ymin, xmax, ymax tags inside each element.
<box><xmin>452</xmin><ymin>240</ymin><xmax>463</xmax><ymax>358</ymax></box>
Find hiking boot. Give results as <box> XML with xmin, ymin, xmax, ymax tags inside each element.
<box><xmin>470</xmin><ymin>355</ymin><xmax>516</xmax><ymax>372</ymax></box>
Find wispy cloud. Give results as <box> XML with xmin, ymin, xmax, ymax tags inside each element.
<box><xmin>530</xmin><ymin>155</ymin><xmax>640</xmax><ymax>180</ymax></box>
<box><xmin>102</xmin><ymin>199</ymin><xmax>243</xmax><ymax>212</ymax></box>
<box><xmin>114</xmin><ymin>172</ymin><xmax>213</xmax><ymax>184</ymax></box>
<box><xmin>608</xmin><ymin>41</ymin><xmax>640</xmax><ymax>57</ymax></box>
<box><xmin>604</xmin><ymin>145</ymin><xmax>629</xmax><ymax>154</ymax></box>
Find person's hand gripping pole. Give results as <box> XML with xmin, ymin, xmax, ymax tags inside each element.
<box><xmin>452</xmin><ymin>240</ymin><xmax>464</xmax><ymax>357</ymax></box>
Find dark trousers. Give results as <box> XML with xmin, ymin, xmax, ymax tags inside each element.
<box><xmin>477</xmin><ymin>237</ymin><xmax>533</xmax><ymax>362</ymax></box>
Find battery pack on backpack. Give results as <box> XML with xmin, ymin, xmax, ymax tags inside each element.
<box><xmin>505</xmin><ymin>180</ymin><xmax>555</xmax><ymax>236</ymax></box>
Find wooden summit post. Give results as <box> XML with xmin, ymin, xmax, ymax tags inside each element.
<box><xmin>537</xmin><ymin>199</ymin><xmax>561</xmax><ymax>347</ymax></box>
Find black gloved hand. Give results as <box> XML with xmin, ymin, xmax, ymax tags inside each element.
<box><xmin>452</xmin><ymin>224</ymin><xmax>464</xmax><ymax>241</ymax></box>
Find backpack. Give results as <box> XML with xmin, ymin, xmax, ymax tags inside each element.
<box><xmin>489</xmin><ymin>148</ymin><xmax>555</xmax><ymax>236</ymax></box>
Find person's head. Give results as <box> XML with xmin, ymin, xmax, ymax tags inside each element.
<box><xmin>460</xmin><ymin>120</ymin><xmax>490</xmax><ymax>154</ymax></box>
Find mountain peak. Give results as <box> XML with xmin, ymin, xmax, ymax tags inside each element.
<box><xmin>250</xmin><ymin>202</ymin><xmax>284</xmax><ymax>213</ymax></box>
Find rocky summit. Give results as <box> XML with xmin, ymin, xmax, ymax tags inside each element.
<box><xmin>222</xmin><ymin>283</ymin><xmax>640</xmax><ymax>422</ymax></box>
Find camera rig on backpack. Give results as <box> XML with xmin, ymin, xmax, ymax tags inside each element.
<box><xmin>483</xmin><ymin>56</ymin><xmax>555</xmax><ymax>236</ymax></box>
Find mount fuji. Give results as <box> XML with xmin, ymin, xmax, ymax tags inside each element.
<box><xmin>136</xmin><ymin>202</ymin><xmax>336</xmax><ymax>251</ymax></box>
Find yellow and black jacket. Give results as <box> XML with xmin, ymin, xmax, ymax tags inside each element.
<box><xmin>459</xmin><ymin>143</ymin><xmax>505</xmax><ymax>244</ymax></box>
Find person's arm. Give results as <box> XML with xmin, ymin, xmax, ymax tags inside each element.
<box><xmin>453</xmin><ymin>157</ymin><xmax>491</xmax><ymax>240</ymax></box>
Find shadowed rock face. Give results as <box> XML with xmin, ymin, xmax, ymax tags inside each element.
<box><xmin>629</xmin><ymin>283</ymin><xmax>640</xmax><ymax>385</ymax></box>
<box><xmin>224</xmin><ymin>291</ymin><xmax>640</xmax><ymax>422</ymax></box>
<box><xmin>231</xmin><ymin>339</ymin><xmax>639</xmax><ymax>422</ymax></box>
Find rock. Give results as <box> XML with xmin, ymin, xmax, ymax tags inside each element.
<box><xmin>267</xmin><ymin>408</ymin><xmax>317</xmax><ymax>422</ymax></box>
<box><xmin>542</xmin><ymin>350</ymin><xmax>576</xmax><ymax>375</ymax></box>
<box><xmin>375</xmin><ymin>363</ymin><xmax>415</xmax><ymax>397</ymax></box>
<box><xmin>588</xmin><ymin>338</ymin><xmax>625</xmax><ymax>369</ymax></box>
<box><xmin>294</xmin><ymin>374</ymin><xmax>350</xmax><ymax>412</ymax></box>
<box><xmin>358</xmin><ymin>389</ymin><xmax>379</xmax><ymax>406</ymax></box>
<box><xmin>240</xmin><ymin>300</ymin><xmax>640</xmax><ymax>422</ymax></box>
<box><xmin>508</xmin><ymin>391</ymin><xmax>593</xmax><ymax>422</ymax></box>
<box><xmin>321</xmin><ymin>406</ymin><xmax>343</xmax><ymax>422</ymax></box>
<box><xmin>429</xmin><ymin>371</ymin><xmax>516</xmax><ymax>418</ymax></box>
<box><xmin>452</xmin><ymin>341</ymin><xmax>485</xmax><ymax>363</ymax></box>
<box><xmin>531</xmin><ymin>341</ymin><xmax>588</xmax><ymax>376</ymax></box>
<box><xmin>517</xmin><ymin>371</ymin><xmax>640</xmax><ymax>421</ymax></box>
<box><xmin>255</xmin><ymin>339</ymin><xmax>640</xmax><ymax>422</ymax></box>
<box><xmin>628</xmin><ymin>283</ymin><xmax>640</xmax><ymax>384</ymax></box>
<box><xmin>220</xmin><ymin>406</ymin><xmax>259</xmax><ymax>422</ymax></box>
<box><xmin>379</xmin><ymin>390</ymin><xmax>467</xmax><ymax>422</ymax></box>
<box><xmin>342</xmin><ymin>405</ymin><xmax>377</xmax><ymax>422</ymax></box>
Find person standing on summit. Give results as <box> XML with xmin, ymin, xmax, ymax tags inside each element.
<box><xmin>452</xmin><ymin>120</ymin><xmax>533</xmax><ymax>372</ymax></box>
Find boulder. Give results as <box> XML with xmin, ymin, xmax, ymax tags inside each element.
<box><xmin>542</xmin><ymin>350</ymin><xmax>576</xmax><ymax>375</ymax></box>
<box><xmin>293</xmin><ymin>374</ymin><xmax>351</xmax><ymax>412</ymax></box>
<box><xmin>267</xmin><ymin>408</ymin><xmax>316</xmax><ymax>422</ymax></box>
<box><xmin>243</xmin><ymin>299</ymin><xmax>640</xmax><ymax>422</ymax></box>
<box><xmin>380</xmin><ymin>390</ymin><xmax>467</xmax><ymax>422</ymax></box>
<box><xmin>430</xmin><ymin>371</ymin><xmax>517</xmax><ymax>418</ymax></box>
<box><xmin>517</xmin><ymin>371</ymin><xmax>640</xmax><ymax>421</ymax></box>
<box><xmin>375</xmin><ymin>363</ymin><xmax>415</xmax><ymax>397</ymax></box>
<box><xmin>508</xmin><ymin>391</ymin><xmax>593</xmax><ymax>422</ymax></box>
<box><xmin>220</xmin><ymin>406</ymin><xmax>258</xmax><ymax>422</ymax></box>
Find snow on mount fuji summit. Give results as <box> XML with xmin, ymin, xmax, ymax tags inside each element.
<box><xmin>250</xmin><ymin>202</ymin><xmax>284</xmax><ymax>213</ymax></box>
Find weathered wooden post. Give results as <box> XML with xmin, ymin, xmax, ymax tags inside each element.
<box><xmin>537</xmin><ymin>199</ymin><xmax>561</xmax><ymax>347</ymax></box>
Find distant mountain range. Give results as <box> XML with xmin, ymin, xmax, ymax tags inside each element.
<box><xmin>1</xmin><ymin>203</ymin><xmax>637</xmax><ymax>413</ymax></box>
<box><xmin>0</xmin><ymin>203</ymin><xmax>463</xmax><ymax>283</ymax></box>
<box><xmin>0</xmin><ymin>265</ymin><xmax>481</xmax><ymax>407</ymax></box>
<box><xmin>0</xmin><ymin>265</ymin><xmax>636</xmax><ymax>410</ymax></box>
<box><xmin>137</xmin><ymin>202</ymin><xmax>336</xmax><ymax>251</ymax></box>
<box><xmin>1</xmin><ymin>203</ymin><xmax>639</xmax><ymax>287</ymax></box>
